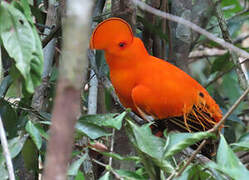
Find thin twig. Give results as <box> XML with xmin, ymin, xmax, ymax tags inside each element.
<box><xmin>209</xmin><ymin>86</ymin><xmax>249</xmax><ymax>133</ymax></box>
<box><xmin>132</xmin><ymin>0</ymin><xmax>249</xmax><ymax>59</ymax></box>
<box><xmin>175</xmin><ymin>140</ymin><xmax>207</xmax><ymax>178</ymax></box>
<box><xmin>0</xmin><ymin>115</ymin><xmax>15</xmax><ymax>180</ymax></box>
<box><xmin>205</xmin><ymin>58</ymin><xmax>249</xmax><ymax>88</ymax></box>
<box><xmin>109</xmin><ymin>129</ymin><xmax>115</xmax><ymax>166</ymax></box>
<box><xmin>92</xmin><ymin>159</ymin><xmax>123</xmax><ymax>180</ymax></box>
<box><xmin>42</xmin><ymin>24</ymin><xmax>61</xmax><ymax>48</ymax></box>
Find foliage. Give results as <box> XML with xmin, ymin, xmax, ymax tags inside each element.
<box><xmin>0</xmin><ymin>0</ymin><xmax>249</xmax><ymax>179</ymax></box>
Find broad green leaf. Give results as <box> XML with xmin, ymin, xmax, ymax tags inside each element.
<box><xmin>0</xmin><ymin>2</ymin><xmax>43</xmax><ymax>93</ymax></box>
<box><xmin>76</xmin><ymin>121</ymin><xmax>111</xmax><ymax>139</ymax></box>
<box><xmin>68</xmin><ymin>154</ymin><xmax>87</xmax><ymax>176</ymax></box>
<box><xmin>221</xmin><ymin>72</ymin><xmax>241</xmax><ymax>103</ymax></box>
<box><xmin>231</xmin><ymin>132</ymin><xmax>249</xmax><ymax>152</ymax></box>
<box><xmin>21</xmin><ymin>138</ymin><xmax>38</xmax><ymax>172</ymax></box>
<box><xmin>221</xmin><ymin>0</ymin><xmax>243</xmax><ymax>18</ymax></box>
<box><xmin>99</xmin><ymin>172</ymin><xmax>111</xmax><ymax>180</ymax></box>
<box><xmin>75</xmin><ymin>171</ymin><xmax>85</xmax><ymax>180</ymax></box>
<box><xmin>0</xmin><ymin>135</ymin><xmax>27</xmax><ymax>164</ymax></box>
<box><xmin>126</xmin><ymin>120</ymin><xmax>165</xmax><ymax>159</ymax></box>
<box><xmin>35</xmin><ymin>123</ymin><xmax>49</xmax><ymax>140</ymax></box>
<box><xmin>25</xmin><ymin>121</ymin><xmax>42</xmax><ymax>149</ymax></box>
<box><xmin>78</xmin><ymin>111</ymin><xmax>126</xmax><ymax>130</ymax></box>
<box><xmin>207</xmin><ymin>134</ymin><xmax>249</xmax><ymax>180</ymax></box>
<box><xmin>115</xmin><ymin>169</ymin><xmax>146</xmax><ymax>180</ymax></box>
<box><xmin>164</xmin><ymin>131</ymin><xmax>215</xmax><ymax>158</ymax></box>
<box><xmin>126</xmin><ymin>120</ymin><xmax>174</xmax><ymax>173</ymax></box>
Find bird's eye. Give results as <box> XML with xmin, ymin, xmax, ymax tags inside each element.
<box><xmin>119</xmin><ymin>42</ymin><xmax>126</xmax><ymax>48</ymax></box>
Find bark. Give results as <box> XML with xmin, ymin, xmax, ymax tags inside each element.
<box><xmin>169</xmin><ymin>0</ymin><xmax>214</xmax><ymax>72</ymax></box>
<box><xmin>111</xmin><ymin>0</ymin><xmax>136</xmax><ymax>32</ymax></box>
<box><xmin>110</xmin><ymin>0</ymin><xmax>136</xmax><ymax>172</ymax></box>
<box><xmin>42</xmin><ymin>1</ymin><xmax>93</xmax><ymax>180</ymax></box>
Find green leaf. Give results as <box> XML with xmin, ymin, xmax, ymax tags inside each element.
<box><xmin>125</xmin><ymin>120</ymin><xmax>174</xmax><ymax>174</ymax></box>
<box><xmin>221</xmin><ymin>72</ymin><xmax>242</xmax><ymax>104</ymax></box>
<box><xmin>164</xmin><ymin>131</ymin><xmax>215</xmax><ymax>158</ymax></box>
<box><xmin>25</xmin><ymin>121</ymin><xmax>42</xmax><ymax>150</ymax></box>
<box><xmin>99</xmin><ymin>172</ymin><xmax>111</xmax><ymax>180</ymax></box>
<box><xmin>115</xmin><ymin>169</ymin><xmax>146</xmax><ymax>180</ymax></box>
<box><xmin>207</xmin><ymin>134</ymin><xmax>249</xmax><ymax>180</ymax></box>
<box><xmin>21</xmin><ymin>138</ymin><xmax>39</xmax><ymax>172</ymax></box>
<box><xmin>68</xmin><ymin>154</ymin><xmax>87</xmax><ymax>176</ymax></box>
<box><xmin>78</xmin><ymin>111</ymin><xmax>126</xmax><ymax>130</ymax></box>
<box><xmin>175</xmin><ymin>164</ymin><xmax>214</xmax><ymax>180</ymax></box>
<box><xmin>210</xmin><ymin>53</ymin><xmax>233</xmax><ymax>73</ymax></box>
<box><xmin>35</xmin><ymin>123</ymin><xmax>49</xmax><ymax>140</ymax></box>
<box><xmin>75</xmin><ymin>171</ymin><xmax>85</xmax><ymax>180</ymax></box>
<box><xmin>0</xmin><ymin>164</ymin><xmax>8</xmax><ymax>180</ymax></box>
<box><xmin>0</xmin><ymin>76</ymin><xmax>13</xmax><ymax>97</ymax></box>
<box><xmin>0</xmin><ymin>135</ymin><xmax>27</xmax><ymax>164</ymax></box>
<box><xmin>93</xmin><ymin>151</ymin><xmax>140</xmax><ymax>162</ymax></box>
<box><xmin>0</xmin><ymin>2</ymin><xmax>43</xmax><ymax>93</ymax></box>
<box><xmin>231</xmin><ymin>132</ymin><xmax>249</xmax><ymax>152</ymax></box>
<box><xmin>76</xmin><ymin>121</ymin><xmax>111</xmax><ymax>139</ymax></box>
<box><xmin>0</xmin><ymin>99</ymin><xmax>18</xmax><ymax>138</ymax></box>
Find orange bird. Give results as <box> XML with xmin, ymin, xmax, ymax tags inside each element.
<box><xmin>90</xmin><ymin>18</ymin><xmax>222</xmax><ymax>132</ymax></box>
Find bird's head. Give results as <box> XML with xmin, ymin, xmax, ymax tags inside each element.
<box><xmin>90</xmin><ymin>18</ymin><xmax>134</xmax><ymax>54</ymax></box>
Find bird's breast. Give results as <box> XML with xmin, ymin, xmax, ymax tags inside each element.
<box><xmin>110</xmin><ymin>69</ymin><xmax>137</xmax><ymax>109</ymax></box>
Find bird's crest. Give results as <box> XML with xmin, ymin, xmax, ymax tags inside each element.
<box><xmin>90</xmin><ymin>17</ymin><xmax>133</xmax><ymax>50</ymax></box>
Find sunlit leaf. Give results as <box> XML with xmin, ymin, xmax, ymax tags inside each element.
<box><xmin>75</xmin><ymin>171</ymin><xmax>85</xmax><ymax>180</ymax></box>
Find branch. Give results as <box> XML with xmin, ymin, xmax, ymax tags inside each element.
<box><xmin>209</xmin><ymin>86</ymin><xmax>249</xmax><ymax>133</ymax></box>
<box><xmin>0</xmin><ymin>115</ymin><xmax>15</xmax><ymax>180</ymax></box>
<box><xmin>205</xmin><ymin>58</ymin><xmax>249</xmax><ymax>88</ymax></box>
<box><xmin>214</xmin><ymin>0</ymin><xmax>248</xmax><ymax>91</ymax></box>
<box><xmin>92</xmin><ymin>159</ymin><xmax>123</xmax><ymax>180</ymax></box>
<box><xmin>42</xmin><ymin>1</ymin><xmax>94</xmax><ymax>179</ymax></box>
<box><xmin>132</xmin><ymin>0</ymin><xmax>249</xmax><ymax>59</ymax></box>
<box><xmin>42</xmin><ymin>25</ymin><xmax>61</xmax><ymax>48</ymax></box>
<box><xmin>172</xmin><ymin>86</ymin><xmax>249</xmax><ymax>178</ymax></box>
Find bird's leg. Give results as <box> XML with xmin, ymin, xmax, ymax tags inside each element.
<box><xmin>136</xmin><ymin>106</ymin><xmax>155</xmax><ymax>123</ymax></box>
<box><xmin>183</xmin><ymin>104</ymin><xmax>191</xmax><ymax>132</ymax></box>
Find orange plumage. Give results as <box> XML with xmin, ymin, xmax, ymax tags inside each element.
<box><xmin>90</xmin><ymin>18</ymin><xmax>222</xmax><ymax>132</ymax></box>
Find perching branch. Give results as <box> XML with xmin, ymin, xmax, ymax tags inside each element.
<box><xmin>132</xmin><ymin>0</ymin><xmax>249</xmax><ymax>59</ymax></box>
<box><xmin>0</xmin><ymin>115</ymin><xmax>15</xmax><ymax>180</ymax></box>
